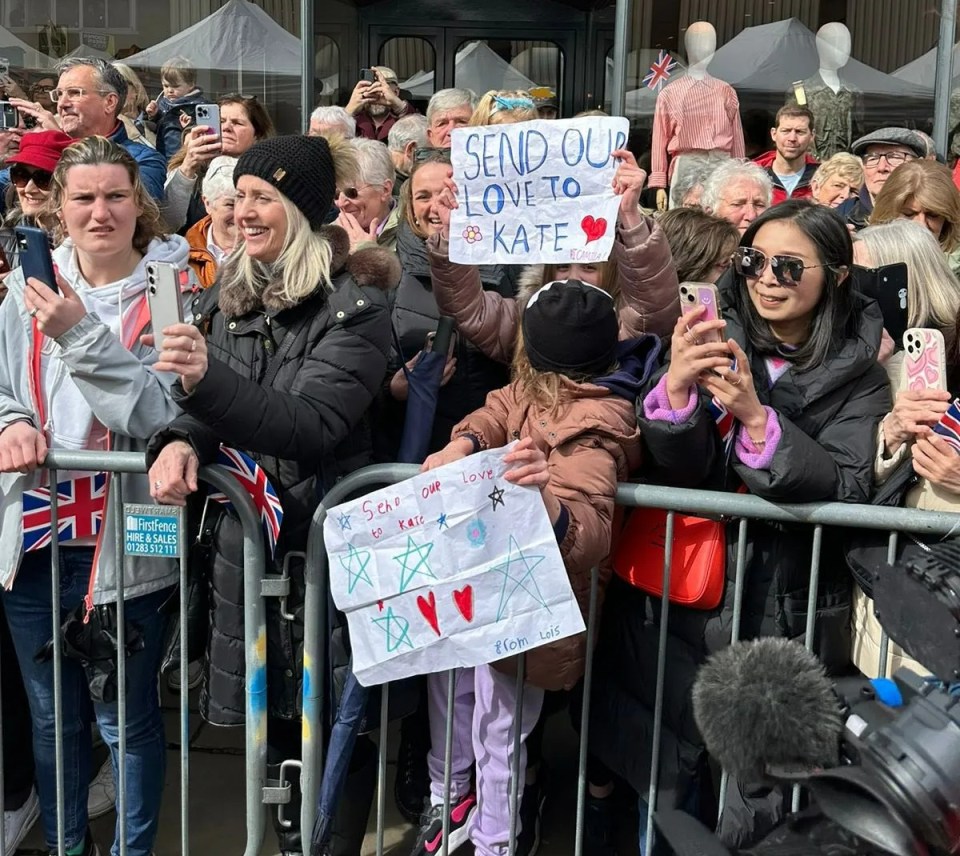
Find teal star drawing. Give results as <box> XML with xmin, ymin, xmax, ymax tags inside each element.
<box><xmin>393</xmin><ymin>534</ymin><xmax>437</xmax><ymax>592</ymax></box>
<box><xmin>339</xmin><ymin>543</ymin><xmax>373</xmax><ymax>594</ymax></box>
<box><xmin>490</xmin><ymin>535</ymin><xmax>551</xmax><ymax>621</ymax></box>
<box><xmin>336</xmin><ymin>512</ymin><xmax>352</xmax><ymax>532</ymax></box>
<box><xmin>371</xmin><ymin>606</ymin><xmax>414</xmax><ymax>652</ymax></box>
<box><xmin>488</xmin><ymin>484</ymin><xmax>505</xmax><ymax>511</ymax></box>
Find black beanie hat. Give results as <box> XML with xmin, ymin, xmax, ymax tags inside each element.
<box><xmin>234</xmin><ymin>135</ymin><xmax>336</xmax><ymax>231</ymax></box>
<box><xmin>521</xmin><ymin>280</ymin><xmax>618</xmax><ymax>376</ymax></box>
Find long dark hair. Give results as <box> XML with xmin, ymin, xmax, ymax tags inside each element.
<box><xmin>730</xmin><ymin>199</ymin><xmax>855</xmax><ymax>372</ymax></box>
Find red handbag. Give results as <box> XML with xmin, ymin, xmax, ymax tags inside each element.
<box><xmin>612</xmin><ymin>507</ymin><xmax>726</xmax><ymax>610</ymax></box>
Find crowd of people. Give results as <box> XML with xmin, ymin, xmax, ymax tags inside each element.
<box><xmin>0</xmin><ymin>54</ymin><xmax>955</xmax><ymax>856</ymax></box>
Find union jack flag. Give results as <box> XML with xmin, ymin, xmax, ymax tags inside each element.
<box><xmin>642</xmin><ymin>50</ymin><xmax>678</xmax><ymax>91</ymax></box>
<box><xmin>934</xmin><ymin>399</ymin><xmax>960</xmax><ymax>454</ymax></box>
<box><xmin>209</xmin><ymin>446</ymin><xmax>284</xmax><ymax>555</ymax></box>
<box><xmin>23</xmin><ymin>473</ymin><xmax>107</xmax><ymax>552</ymax></box>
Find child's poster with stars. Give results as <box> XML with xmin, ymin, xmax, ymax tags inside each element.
<box><xmin>323</xmin><ymin>445</ymin><xmax>585</xmax><ymax>686</ymax></box>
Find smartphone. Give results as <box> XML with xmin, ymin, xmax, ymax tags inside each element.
<box><xmin>194</xmin><ymin>103</ymin><xmax>221</xmax><ymax>138</ymax></box>
<box><xmin>146</xmin><ymin>261</ymin><xmax>185</xmax><ymax>350</ymax></box>
<box><xmin>360</xmin><ymin>68</ymin><xmax>377</xmax><ymax>84</ymax></box>
<box><xmin>0</xmin><ymin>102</ymin><xmax>18</xmax><ymax>130</ymax></box>
<box><xmin>679</xmin><ymin>282</ymin><xmax>723</xmax><ymax>344</ymax></box>
<box><xmin>14</xmin><ymin>226</ymin><xmax>57</xmax><ymax>294</ymax></box>
<box><xmin>902</xmin><ymin>328</ymin><xmax>947</xmax><ymax>392</ymax></box>
<box><xmin>851</xmin><ymin>262</ymin><xmax>909</xmax><ymax>344</ymax></box>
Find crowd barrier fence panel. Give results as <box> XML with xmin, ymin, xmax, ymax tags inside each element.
<box><xmin>302</xmin><ymin>464</ymin><xmax>960</xmax><ymax>856</ymax></box>
<box><xmin>13</xmin><ymin>450</ymin><xmax>269</xmax><ymax>856</ymax></box>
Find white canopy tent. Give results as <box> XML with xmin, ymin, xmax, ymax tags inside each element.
<box><xmin>400</xmin><ymin>41</ymin><xmax>537</xmax><ymax>100</ymax></box>
<box><xmin>894</xmin><ymin>43</ymin><xmax>960</xmax><ymax>86</ymax></box>
<box><xmin>124</xmin><ymin>0</ymin><xmax>302</xmax><ymax>91</ymax></box>
<box><xmin>0</xmin><ymin>25</ymin><xmax>53</xmax><ymax>69</ymax></box>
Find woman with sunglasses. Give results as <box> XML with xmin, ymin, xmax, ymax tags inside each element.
<box><xmin>590</xmin><ymin>200</ymin><xmax>891</xmax><ymax>850</ymax></box>
<box><xmin>0</xmin><ymin>130</ymin><xmax>75</xmax><ymax>294</ymax></box>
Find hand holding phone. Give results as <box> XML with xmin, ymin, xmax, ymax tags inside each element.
<box><xmin>194</xmin><ymin>104</ymin><xmax>221</xmax><ymax>139</ymax></box>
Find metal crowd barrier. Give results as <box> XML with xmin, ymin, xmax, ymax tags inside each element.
<box><xmin>0</xmin><ymin>450</ymin><xmax>268</xmax><ymax>856</ymax></box>
<box><xmin>301</xmin><ymin>464</ymin><xmax>960</xmax><ymax>856</ymax></box>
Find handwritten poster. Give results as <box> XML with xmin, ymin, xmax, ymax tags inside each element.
<box><xmin>449</xmin><ymin>115</ymin><xmax>629</xmax><ymax>266</ymax></box>
<box><xmin>324</xmin><ymin>447</ymin><xmax>585</xmax><ymax>687</ymax></box>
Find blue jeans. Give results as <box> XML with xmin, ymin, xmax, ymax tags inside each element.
<box><xmin>2</xmin><ymin>547</ymin><xmax>170</xmax><ymax>856</ymax></box>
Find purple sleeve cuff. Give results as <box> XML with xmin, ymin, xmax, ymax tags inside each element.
<box><xmin>735</xmin><ymin>407</ymin><xmax>782</xmax><ymax>470</ymax></box>
<box><xmin>642</xmin><ymin>375</ymin><xmax>698</xmax><ymax>424</ymax></box>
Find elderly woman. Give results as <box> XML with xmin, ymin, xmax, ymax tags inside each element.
<box><xmin>701</xmin><ymin>159</ymin><xmax>773</xmax><ymax>234</ymax></box>
<box><xmin>0</xmin><ymin>136</ymin><xmax>193</xmax><ymax>856</ymax></box>
<box><xmin>185</xmin><ymin>155</ymin><xmax>238</xmax><ymax>287</ymax></box>
<box><xmin>146</xmin><ymin>135</ymin><xmax>396</xmax><ymax>854</ymax></box>
<box><xmin>810</xmin><ymin>152</ymin><xmax>864</xmax><ymax>208</ymax></box>
<box><xmin>336</xmin><ymin>136</ymin><xmax>399</xmax><ymax>252</ymax></box>
<box><xmin>870</xmin><ymin>159</ymin><xmax>960</xmax><ymax>277</ymax></box>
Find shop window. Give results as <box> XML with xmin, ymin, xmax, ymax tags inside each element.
<box><xmin>8</xmin><ymin>0</ymin><xmax>134</xmax><ymax>31</ymax></box>
<box><xmin>379</xmin><ymin>37</ymin><xmax>436</xmax><ymax>99</ymax></box>
<box><xmin>315</xmin><ymin>34</ymin><xmax>340</xmax><ymax>105</ymax></box>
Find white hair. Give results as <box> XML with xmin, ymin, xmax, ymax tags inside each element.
<box><xmin>388</xmin><ymin>114</ymin><xmax>428</xmax><ymax>153</ymax></box>
<box><xmin>701</xmin><ymin>159</ymin><xmax>773</xmax><ymax>211</ymax></box>
<box><xmin>351</xmin><ymin>137</ymin><xmax>396</xmax><ymax>187</ymax></box>
<box><xmin>310</xmin><ymin>105</ymin><xmax>356</xmax><ymax>138</ymax></box>
<box><xmin>201</xmin><ymin>155</ymin><xmax>239</xmax><ymax>203</ymax></box>
<box><xmin>669</xmin><ymin>152</ymin><xmax>730</xmax><ymax>209</ymax></box>
<box><xmin>426</xmin><ymin>88</ymin><xmax>477</xmax><ymax>123</ymax></box>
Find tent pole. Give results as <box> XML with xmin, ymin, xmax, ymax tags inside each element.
<box><xmin>610</xmin><ymin>0</ymin><xmax>631</xmax><ymax>117</ymax></box>
<box><xmin>933</xmin><ymin>0</ymin><xmax>957</xmax><ymax>158</ymax></box>
<box><xmin>301</xmin><ymin>0</ymin><xmax>314</xmax><ymax>132</ymax></box>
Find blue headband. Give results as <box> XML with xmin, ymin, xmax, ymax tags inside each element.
<box><xmin>491</xmin><ymin>95</ymin><xmax>536</xmax><ymax>114</ymax></box>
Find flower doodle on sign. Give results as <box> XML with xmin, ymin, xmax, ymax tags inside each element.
<box><xmin>466</xmin><ymin>518</ymin><xmax>487</xmax><ymax>547</ymax></box>
<box><xmin>462</xmin><ymin>225</ymin><xmax>482</xmax><ymax>244</ymax></box>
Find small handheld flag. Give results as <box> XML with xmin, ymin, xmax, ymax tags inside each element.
<box><xmin>209</xmin><ymin>446</ymin><xmax>284</xmax><ymax>555</ymax></box>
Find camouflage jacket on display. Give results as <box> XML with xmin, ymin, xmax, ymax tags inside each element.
<box><xmin>786</xmin><ymin>73</ymin><xmax>864</xmax><ymax>161</ymax></box>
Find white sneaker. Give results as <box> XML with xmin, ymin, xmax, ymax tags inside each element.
<box><xmin>167</xmin><ymin>660</ymin><xmax>203</xmax><ymax>691</ymax></box>
<box><xmin>87</xmin><ymin>760</ymin><xmax>115</xmax><ymax>820</ymax></box>
<box><xmin>5</xmin><ymin>787</ymin><xmax>39</xmax><ymax>852</ymax></box>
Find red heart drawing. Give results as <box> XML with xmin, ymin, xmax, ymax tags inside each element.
<box><xmin>416</xmin><ymin>591</ymin><xmax>441</xmax><ymax>636</ymax></box>
<box><xmin>581</xmin><ymin>215</ymin><xmax>608</xmax><ymax>244</ymax></box>
<box><xmin>453</xmin><ymin>585</ymin><xmax>474</xmax><ymax>623</ymax></box>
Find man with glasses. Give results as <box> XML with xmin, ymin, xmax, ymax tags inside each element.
<box><xmin>6</xmin><ymin>58</ymin><xmax>166</xmax><ymax>201</ymax></box>
<box><xmin>837</xmin><ymin>127</ymin><xmax>926</xmax><ymax>229</ymax></box>
<box><xmin>29</xmin><ymin>77</ymin><xmax>56</xmax><ymax>113</ymax></box>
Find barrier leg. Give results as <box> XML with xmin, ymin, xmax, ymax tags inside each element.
<box><xmin>376</xmin><ymin>684</ymin><xmax>389</xmax><ymax>856</ymax></box>
<box><xmin>574</xmin><ymin>567</ymin><xmax>600</xmax><ymax>856</ymax></box>
<box><xmin>50</xmin><ymin>468</ymin><xmax>65</xmax><ymax>856</ymax></box>
<box><xmin>878</xmin><ymin>530</ymin><xmax>899</xmax><ymax>679</ymax></box>
<box><xmin>113</xmin><ymin>474</ymin><xmax>127</xmax><ymax>856</ymax></box>
<box><xmin>178</xmin><ymin>506</ymin><xmax>190</xmax><ymax>856</ymax></box>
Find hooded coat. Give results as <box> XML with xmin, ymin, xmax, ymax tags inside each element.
<box><xmin>147</xmin><ymin>225</ymin><xmax>397</xmax><ymax>723</ymax></box>
<box><xmin>590</xmin><ymin>290</ymin><xmax>891</xmax><ymax>847</ymax></box>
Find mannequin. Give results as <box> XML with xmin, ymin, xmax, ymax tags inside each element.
<box><xmin>786</xmin><ymin>23</ymin><xmax>863</xmax><ymax>161</ymax></box>
<box><xmin>651</xmin><ymin>22</ymin><xmax>745</xmax><ymax>211</ymax></box>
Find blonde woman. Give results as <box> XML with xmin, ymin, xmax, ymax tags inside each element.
<box><xmin>870</xmin><ymin>159</ymin><xmax>960</xmax><ymax>276</ymax></box>
<box><xmin>146</xmin><ymin>135</ymin><xmax>397</xmax><ymax>853</ymax></box>
<box><xmin>810</xmin><ymin>152</ymin><xmax>864</xmax><ymax>208</ymax></box>
<box><xmin>853</xmin><ymin>219</ymin><xmax>960</xmax><ymax>678</ymax></box>
<box><xmin>469</xmin><ymin>89</ymin><xmax>539</xmax><ymax>126</ymax></box>
<box><xmin>112</xmin><ymin>62</ymin><xmax>156</xmax><ymax>148</ymax></box>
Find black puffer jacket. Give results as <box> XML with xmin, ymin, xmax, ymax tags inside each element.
<box><xmin>375</xmin><ymin>221</ymin><xmax>518</xmax><ymax>459</ymax></box>
<box><xmin>149</xmin><ymin>226</ymin><xmax>396</xmax><ymax>723</ymax></box>
<box><xmin>590</xmin><ymin>291</ymin><xmax>891</xmax><ymax>846</ymax></box>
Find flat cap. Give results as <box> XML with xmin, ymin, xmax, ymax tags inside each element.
<box><xmin>850</xmin><ymin>127</ymin><xmax>926</xmax><ymax>159</ymax></box>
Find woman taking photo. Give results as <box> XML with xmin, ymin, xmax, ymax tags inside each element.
<box><xmin>162</xmin><ymin>93</ymin><xmax>275</xmax><ymax>232</ymax></box>
<box><xmin>591</xmin><ymin>200</ymin><xmax>891</xmax><ymax>850</ymax></box>
<box><xmin>185</xmin><ymin>154</ymin><xmax>238</xmax><ymax>287</ymax></box>
<box><xmin>0</xmin><ymin>136</ymin><xmax>193</xmax><ymax>856</ymax></box>
<box><xmin>147</xmin><ymin>135</ymin><xmax>395</xmax><ymax>854</ymax></box>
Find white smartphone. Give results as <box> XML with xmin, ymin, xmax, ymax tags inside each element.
<box><xmin>146</xmin><ymin>261</ymin><xmax>184</xmax><ymax>351</ymax></box>
<box><xmin>194</xmin><ymin>103</ymin><xmax>221</xmax><ymax>138</ymax></box>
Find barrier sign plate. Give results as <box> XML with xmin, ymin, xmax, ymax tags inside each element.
<box><xmin>123</xmin><ymin>504</ymin><xmax>182</xmax><ymax>557</ymax></box>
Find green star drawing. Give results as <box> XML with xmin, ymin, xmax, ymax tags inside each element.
<box><xmin>393</xmin><ymin>535</ymin><xmax>437</xmax><ymax>593</ymax></box>
<box><xmin>371</xmin><ymin>606</ymin><xmax>414</xmax><ymax>652</ymax></box>
<box><xmin>339</xmin><ymin>543</ymin><xmax>373</xmax><ymax>594</ymax></box>
<box><xmin>489</xmin><ymin>535</ymin><xmax>551</xmax><ymax>621</ymax></box>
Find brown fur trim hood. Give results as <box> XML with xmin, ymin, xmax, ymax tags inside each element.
<box><xmin>218</xmin><ymin>224</ymin><xmax>401</xmax><ymax>317</ymax></box>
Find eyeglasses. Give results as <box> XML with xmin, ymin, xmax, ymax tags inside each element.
<box><xmin>862</xmin><ymin>151</ymin><xmax>916</xmax><ymax>168</ymax></box>
<box><xmin>50</xmin><ymin>87</ymin><xmax>113</xmax><ymax>103</ymax></box>
<box><xmin>30</xmin><ymin>83</ymin><xmax>55</xmax><ymax>93</ymax></box>
<box><xmin>336</xmin><ymin>183</ymin><xmax>371</xmax><ymax>200</ymax></box>
<box><xmin>10</xmin><ymin>164</ymin><xmax>52</xmax><ymax>191</ymax></box>
<box><xmin>732</xmin><ymin>246</ymin><xmax>843</xmax><ymax>286</ymax></box>
<box><xmin>413</xmin><ymin>146</ymin><xmax>451</xmax><ymax>165</ymax></box>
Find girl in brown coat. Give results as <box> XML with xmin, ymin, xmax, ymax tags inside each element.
<box><xmin>409</xmin><ymin>280</ymin><xmax>656</xmax><ymax>856</ymax></box>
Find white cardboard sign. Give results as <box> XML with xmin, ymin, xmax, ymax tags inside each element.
<box><xmin>449</xmin><ymin>115</ymin><xmax>629</xmax><ymax>266</ymax></box>
<box><xmin>323</xmin><ymin>447</ymin><xmax>585</xmax><ymax>687</ymax></box>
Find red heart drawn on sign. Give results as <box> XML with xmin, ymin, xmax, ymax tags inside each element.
<box><xmin>416</xmin><ymin>591</ymin><xmax>441</xmax><ymax>636</ymax></box>
<box><xmin>581</xmin><ymin>216</ymin><xmax>608</xmax><ymax>244</ymax></box>
<box><xmin>453</xmin><ymin>585</ymin><xmax>474</xmax><ymax>623</ymax></box>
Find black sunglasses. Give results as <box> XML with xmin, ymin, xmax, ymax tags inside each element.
<box><xmin>10</xmin><ymin>164</ymin><xmax>53</xmax><ymax>191</ymax></box>
<box><xmin>413</xmin><ymin>146</ymin><xmax>451</xmax><ymax>165</ymax></box>
<box><xmin>732</xmin><ymin>246</ymin><xmax>843</xmax><ymax>286</ymax></box>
